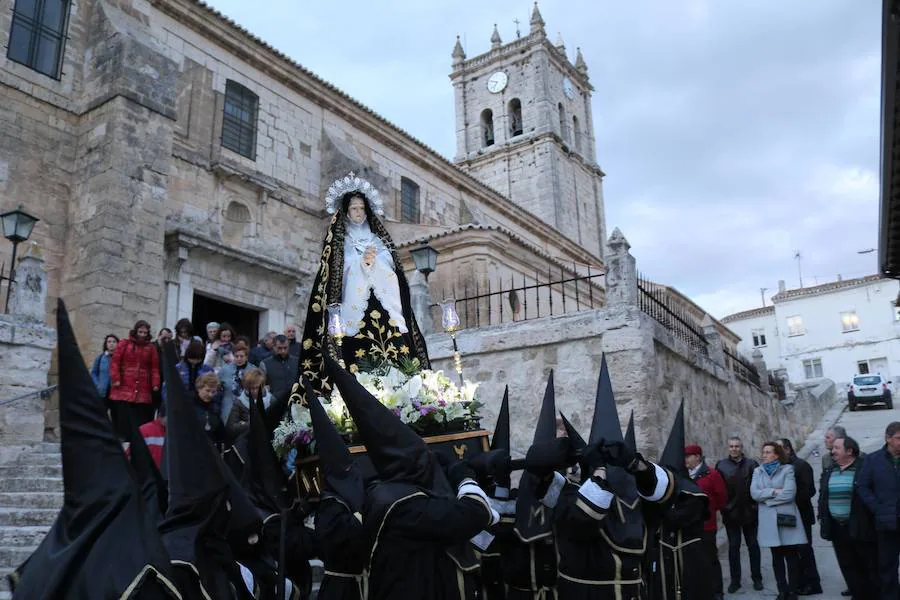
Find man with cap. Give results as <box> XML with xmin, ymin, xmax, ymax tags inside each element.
<box><xmin>325</xmin><ymin>357</ymin><xmax>499</xmax><ymax>600</ymax></box>
<box><xmin>685</xmin><ymin>443</ymin><xmax>727</xmax><ymax>600</ymax></box>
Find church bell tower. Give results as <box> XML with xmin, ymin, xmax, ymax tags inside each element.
<box><xmin>450</xmin><ymin>4</ymin><xmax>606</xmax><ymax>259</ymax></box>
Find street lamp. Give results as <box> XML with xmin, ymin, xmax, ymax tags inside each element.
<box><xmin>410</xmin><ymin>241</ymin><xmax>439</xmax><ymax>280</ymax></box>
<box><xmin>0</xmin><ymin>205</ymin><xmax>39</xmax><ymax>313</ymax></box>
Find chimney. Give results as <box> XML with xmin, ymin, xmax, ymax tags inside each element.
<box><xmin>837</xmin><ymin>274</ymin><xmax>843</xmax><ymax>282</ymax></box>
<box><xmin>778</xmin><ymin>280</ymin><xmax>786</xmax><ymax>293</ymax></box>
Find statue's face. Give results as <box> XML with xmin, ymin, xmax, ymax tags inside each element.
<box><xmin>347</xmin><ymin>197</ymin><xmax>367</xmax><ymax>225</ymax></box>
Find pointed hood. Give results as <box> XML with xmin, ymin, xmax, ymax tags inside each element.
<box><xmin>515</xmin><ymin>370</ymin><xmax>557</xmax><ymax>542</ymax></box>
<box><xmin>588</xmin><ymin>354</ymin><xmax>624</xmax><ymax>445</ymax></box>
<box><xmin>624</xmin><ymin>410</ymin><xmax>636</xmax><ymax>453</ymax></box>
<box><xmin>10</xmin><ymin>300</ymin><xmax>179</xmax><ymax>598</ymax></box>
<box><xmin>245</xmin><ymin>386</ymin><xmax>290</xmax><ymax>516</ymax></box>
<box><xmin>324</xmin><ymin>357</ymin><xmax>451</xmax><ymax>494</ymax></box>
<box><xmin>305</xmin><ymin>378</ymin><xmax>365</xmax><ymax>512</ymax></box>
<box><xmin>559</xmin><ymin>412</ymin><xmax>586</xmax><ymax>450</ymax></box>
<box><xmin>490</xmin><ymin>386</ymin><xmax>510</xmax><ymax>452</ymax></box>
<box><xmin>125</xmin><ymin>412</ymin><xmax>168</xmax><ymax>523</ymax></box>
<box><xmin>660</xmin><ymin>400</ymin><xmax>687</xmax><ymax>477</ymax></box>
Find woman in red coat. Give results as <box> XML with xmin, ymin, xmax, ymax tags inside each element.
<box><xmin>109</xmin><ymin>320</ymin><xmax>160</xmax><ymax>437</ymax></box>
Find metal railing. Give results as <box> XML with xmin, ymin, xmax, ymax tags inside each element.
<box><xmin>0</xmin><ymin>384</ymin><xmax>57</xmax><ymax>407</ymax></box>
<box><xmin>637</xmin><ymin>273</ymin><xmax>709</xmax><ymax>357</ymax></box>
<box><xmin>431</xmin><ymin>265</ymin><xmax>605</xmax><ymax>329</ymax></box>
<box><xmin>724</xmin><ymin>347</ymin><xmax>762</xmax><ymax>388</ymax></box>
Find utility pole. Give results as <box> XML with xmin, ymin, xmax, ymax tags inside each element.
<box><xmin>794</xmin><ymin>251</ymin><xmax>803</xmax><ymax>288</ymax></box>
<box><xmin>760</xmin><ymin>287</ymin><xmax>768</xmax><ymax>307</ymax></box>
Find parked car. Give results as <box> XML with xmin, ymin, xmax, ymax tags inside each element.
<box><xmin>848</xmin><ymin>374</ymin><xmax>893</xmax><ymax>410</ymax></box>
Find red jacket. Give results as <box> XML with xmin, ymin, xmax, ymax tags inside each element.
<box><xmin>109</xmin><ymin>336</ymin><xmax>160</xmax><ymax>404</ymax></box>
<box><xmin>694</xmin><ymin>463</ymin><xmax>727</xmax><ymax>532</ymax></box>
<box><xmin>126</xmin><ymin>418</ymin><xmax>165</xmax><ymax>469</ymax></box>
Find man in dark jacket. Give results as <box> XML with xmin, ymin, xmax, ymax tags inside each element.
<box><xmin>779</xmin><ymin>438</ymin><xmax>822</xmax><ymax>595</ymax></box>
<box><xmin>819</xmin><ymin>436</ymin><xmax>878</xmax><ymax>600</ymax></box>
<box><xmin>715</xmin><ymin>436</ymin><xmax>763</xmax><ymax>593</ymax></box>
<box><xmin>248</xmin><ymin>331</ymin><xmax>275</xmax><ymax>366</ymax></box>
<box><xmin>858</xmin><ymin>421</ymin><xmax>900</xmax><ymax>600</ymax></box>
<box><xmin>260</xmin><ymin>335</ymin><xmax>299</xmax><ymax>405</ymax></box>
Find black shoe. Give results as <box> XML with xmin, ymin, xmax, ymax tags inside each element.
<box><xmin>752</xmin><ymin>579</ymin><xmax>764</xmax><ymax>591</ymax></box>
<box><xmin>840</xmin><ymin>591</ymin><xmax>851</xmax><ymax>597</ymax></box>
<box><xmin>797</xmin><ymin>584</ymin><xmax>823</xmax><ymax>595</ymax></box>
<box><xmin>727</xmin><ymin>582</ymin><xmax>741</xmax><ymax>593</ymax></box>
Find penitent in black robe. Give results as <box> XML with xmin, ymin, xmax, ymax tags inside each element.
<box><xmin>315</xmin><ymin>493</ymin><xmax>368</xmax><ymax>600</ymax></box>
<box><xmin>363</xmin><ymin>481</ymin><xmax>493</xmax><ymax>600</ymax></box>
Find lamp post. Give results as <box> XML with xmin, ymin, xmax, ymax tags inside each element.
<box><xmin>326</xmin><ymin>303</ymin><xmax>347</xmax><ymax>368</ymax></box>
<box><xmin>440</xmin><ymin>299</ymin><xmax>464</xmax><ymax>386</ymax></box>
<box><xmin>0</xmin><ymin>205</ymin><xmax>39</xmax><ymax>314</ymax></box>
<box><xmin>410</xmin><ymin>241</ymin><xmax>439</xmax><ymax>280</ymax></box>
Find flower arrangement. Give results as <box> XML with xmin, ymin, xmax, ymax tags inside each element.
<box><xmin>272</xmin><ymin>365</ymin><xmax>482</xmax><ymax>459</ymax></box>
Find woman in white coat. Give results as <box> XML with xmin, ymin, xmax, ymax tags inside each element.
<box><xmin>751</xmin><ymin>441</ymin><xmax>808</xmax><ymax>600</ymax></box>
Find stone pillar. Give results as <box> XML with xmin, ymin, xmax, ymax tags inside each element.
<box><xmin>700</xmin><ymin>314</ymin><xmax>726</xmax><ymax>367</ymax></box>
<box><xmin>10</xmin><ymin>242</ymin><xmax>47</xmax><ymax>321</ymax></box>
<box><xmin>409</xmin><ymin>270</ymin><xmax>434</xmax><ymax>336</ymax></box>
<box><xmin>604</xmin><ymin>228</ymin><xmax>637</xmax><ymax>307</ymax></box>
<box><xmin>752</xmin><ymin>348</ymin><xmax>771</xmax><ymax>392</ymax></box>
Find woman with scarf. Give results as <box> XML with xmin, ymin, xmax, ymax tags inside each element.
<box><xmin>298</xmin><ymin>173</ymin><xmax>430</xmax><ymax>396</ymax></box>
<box><xmin>750</xmin><ymin>441</ymin><xmax>807</xmax><ymax>600</ymax></box>
<box><xmin>109</xmin><ymin>319</ymin><xmax>160</xmax><ymax>437</ymax></box>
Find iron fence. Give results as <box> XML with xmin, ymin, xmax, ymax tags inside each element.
<box><xmin>637</xmin><ymin>273</ymin><xmax>709</xmax><ymax>357</ymax></box>
<box><xmin>431</xmin><ymin>264</ymin><xmax>604</xmax><ymax>330</ymax></box>
<box><xmin>0</xmin><ymin>384</ymin><xmax>57</xmax><ymax>407</ymax></box>
<box><xmin>724</xmin><ymin>346</ymin><xmax>762</xmax><ymax>388</ymax></box>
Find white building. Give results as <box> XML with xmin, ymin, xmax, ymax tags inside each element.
<box><xmin>722</xmin><ymin>275</ymin><xmax>900</xmax><ymax>388</ymax></box>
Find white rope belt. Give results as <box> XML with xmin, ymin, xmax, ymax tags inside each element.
<box><xmin>560</xmin><ymin>572</ymin><xmax>643</xmax><ymax>586</ymax></box>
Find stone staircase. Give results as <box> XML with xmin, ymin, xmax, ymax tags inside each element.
<box><xmin>0</xmin><ymin>442</ymin><xmax>63</xmax><ymax>600</ymax></box>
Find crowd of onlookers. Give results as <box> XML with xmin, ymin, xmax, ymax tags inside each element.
<box><xmin>686</xmin><ymin>424</ymin><xmax>900</xmax><ymax>600</ymax></box>
<box><xmin>89</xmin><ymin>318</ymin><xmax>301</xmax><ymax>450</ymax></box>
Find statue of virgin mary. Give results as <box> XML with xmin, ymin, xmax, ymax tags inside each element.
<box><xmin>298</xmin><ymin>173</ymin><xmax>431</xmax><ymax>396</ymax></box>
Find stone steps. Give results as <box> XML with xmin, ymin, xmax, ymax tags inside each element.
<box><xmin>0</xmin><ymin>463</ymin><xmax>62</xmax><ymax>479</ymax></box>
<box><xmin>0</xmin><ymin>492</ymin><xmax>64</xmax><ymax>510</ymax></box>
<box><xmin>1</xmin><ymin>477</ymin><xmax>63</xmax><ymax>493</ymax></box>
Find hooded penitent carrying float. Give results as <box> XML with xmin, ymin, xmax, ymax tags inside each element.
<box><xmin>8</xmin><ymin>300</ymin><xmax>181</xmax><ymax>599</ymax></box>
<box><xmin>554</xmin><ymin>354</ymin><xmax>648</xmax><ymax>600</ymax></box>
<box><xmin>643</xmin><ymin>400</ymin><xmax>710</xmax><ymax>600</ymax></box>
<box><xmin>324</xmin><ymin>357</ymin><xmax>497</xmax><ymax>600</ymax></box>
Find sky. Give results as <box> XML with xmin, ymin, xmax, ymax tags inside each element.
<box><xmin>203</xmin><ymin>0</ymin><xmax>883</xmax><ymax>319</ymax></box>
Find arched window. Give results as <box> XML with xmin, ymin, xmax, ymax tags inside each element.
<box><xmin>573</xmin><ymin>115</ymin><xmax>581</xmax><ymax>153</ymax></box>
<box><xmin>558</xmin><ymin>103</ymin><xmax>568</xmax><ymax>143</ymax></box>
<box><xmin>481</xmin><ymin>109</ymin><xmax>495</xmax><ymax>147</ymax></box>
<box><xmin>400</xmin><ymin>177</ymin><xmax>420</xmax><ymax>223</ymax></box>
<box><xmin>508</xmin><ymin>98</ymin><xmax>523</xmax><ymax>137</ymax></box>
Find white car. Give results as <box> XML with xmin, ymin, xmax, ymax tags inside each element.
<box><xmin>848</xmin><ymin>374</ymin><xmax>893</xmax><ymax>411</ymax></box>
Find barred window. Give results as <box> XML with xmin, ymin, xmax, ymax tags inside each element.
<box><xmin>221</xmin><ymin>80</ymin><xmax>258</xmax><ymax>160</ymax></box>
<box><xmin>7</xmin><ymin>0</ymin><xmax>70</xmax><ymax>79</ymax></box>
<box><xmin>400</xmin><ymin>177</ymin><xmax>420</xmax><ymax>223</ymax></box>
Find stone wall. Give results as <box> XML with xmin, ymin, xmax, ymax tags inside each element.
<box><xmin>422</xmin><ymin>231</ymin><xmax>837</xmax><ymax>460</ymax></box>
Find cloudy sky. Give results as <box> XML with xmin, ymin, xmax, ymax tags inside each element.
<box><xmin>205</xmin><ymin>0</ymin><xmax>882</xmax><ymax>318</ymax></box>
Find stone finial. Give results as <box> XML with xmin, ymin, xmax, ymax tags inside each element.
<box><xmin>575</xmin><ymin>47</ymin><xmax>588</xmax><ymax>75</ymax></box>
<box><xmin>491</xmin><ymin>24</ymin><xmax>502</xmax><ymax>49</ymax></box>
<box><xmin>555</xmin><ymin>32</ymin><xmax>566</xmax><ymax>54</ymax></box>
<box><xmin>10</xmin><ymin>241</ymin><xmax>48</xmax><ymax>322</ymax></box>
<box><xmin>607</xmin><ymin>227</ymin><xmax>631</xmax><ymax>253</ymax></box>
<box><xmin>452</xmin><ymin>35</ymin><xmax>466</xmax><ymax>65</ymax></box>
<box><xmin>530</xmin><ymin>1</ymin><xmax>545</xmax><ymax>34</ymax></box>
<box><xmin>604</xmin><ymin>227</ymin><xmax>636</xmax><ymax>307</ymax></box>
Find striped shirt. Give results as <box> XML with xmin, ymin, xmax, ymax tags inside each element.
<box><xmin>827</xmin><ymin>462</ymin><xmax>857</xmax><ymax>521</ymax></box>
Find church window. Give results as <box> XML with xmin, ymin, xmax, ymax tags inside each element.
<box><xmin>573</xmin><ymin>115</ymin><xmax>582</xmax><ymax>153</ymax></box>
<box><xmin>481</xmin><ymin>109</ymin><xmax>495</xmax><ymax>147</ymax></box>
<box><xmin>400</xmin><ymin>177</ymin><xmax>420</xmax><ymax>223</ymax></box>
<box><xmin>225</xmin><ymin>201</ymin><xmax>252</xmax><ymax>223</ymax></box>
<box><xmin>7</xmin><ymin>0</ymin><xmax>70</xmax><ymax>78</ymax></box>
<box><xmin>222</xmin><ymin>80</ymin><xmax>259</xmax><ymax>160</ymax></box>
<box><xmin>558</xmin><ymin>103</ymin><xmax>568</xmax><ymax>143</ymax></box>
<box><xmin>508</xmin><ymin>99</ymin><xmax>523</xmax><ymax>137</ymax></box>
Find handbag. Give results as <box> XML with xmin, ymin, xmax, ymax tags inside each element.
<box><xmin>776</xmin><ymin>513</ymin><xmax>797</xmax><ymax>528</ymax></box>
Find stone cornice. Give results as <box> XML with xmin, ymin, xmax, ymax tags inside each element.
<box><xmin>151</xmin><ymin>0</ymin><xmax>602</xmax><ymax>267</ymax></box>
<box><xmin>457</xmin><ymin>131</ymin><xmax>605</xmax><ymax>177</ymax></box>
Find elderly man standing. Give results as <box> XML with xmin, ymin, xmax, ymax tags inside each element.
<box><xmin>822</xmin><ymin>426</ymin><xmax>847</xmax><ymax>472</ymax></box>
<box><xmin>686</xmin><ymin>443</ymin><xmax>727</xmax><ymax>600</ymax></box>
<box><xmin>858</xmin><ymin>421</ymin><xmax>900</xmax><ymax>600</ymax></box>
<box><xmin>284</xmin><ymin>323</ymin><xmax>300</xmax><ymax>357</ymax></box>
<box><xmin>260</xmin><ymin>335</ymin><xmax>299</xmax><ymax>404</ymax></box>
<box><xmin>716</xmin><ymin>436</ymin><xmax>763</xmax><ymax>593</ymax></box>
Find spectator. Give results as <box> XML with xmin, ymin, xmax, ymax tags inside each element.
<box><xmin>249</xmin><ymin>331</ymin><xmax>276</xmax><ymax>366</ymax></box>
<box><xmin>163</xmin><ymin>340</ymin><xmax>213</xmax><ymax>402</ymax></box>
<box><xmin>109</xmin><ymin>320</ymin><xmax>161</xmax><ymax>437</ymax></box>
<box><xmin>819</xmin><ymin>436</ymin><xmax>878</xmax><ymax>600</ymax></box>
<box><xmin>204</xmin><ymin>322</ymin><xmax>235</xmax><ymax>371</ymax></box>
<box><xmin>284</xmin><ymin>323</ymin><xmax>300</xmax><ymax>357</ymax></box>
<box><xmin>778</xmin><ymin>438</ymin><xmax>822</xmax><ymax>595</ymax></box>
<box><xmin>751</xmin><ymin>441</ymin><xmax>807</xmax><ymax>600</ymax></box>
<box><xmin>716</xmin><ymin>436</ymin><xmax>763</xmax><ymax>593</ymax></box>
<box><xmin>151</xmin><ymin>328</ymin><xmax>172</xmax><ymax>412</ymax></box>
<box><xmin>686</xmin><ymin>444</ymin><xmax>727</xmax><ymax>600</ymax></box>
<box><xmin>205</xmin><ymin>321</ymin><xmax>219</xmax><ymax>346</ymax></box>
<box><xmin>193</xmin><ymin>372</ymin><xmax>223</xmax><ymax>443</ymax></box>
<box><xmin>858</xmin><ymin>421</ymin><xmax>900</xmax><ymax>600</ymax></box>
<box><xmin>90</xmin><ymin>334</ymin><xmax>119</xmax><ymax>404</ymax></box>
<box><xmin>822</xmin><ymin>425</ymin><xmax>847</xmax><ymax>472</ymax></box>
<box><xmin>156</xmin><ymin>328</ymin><xmax>173</xmax><ymax>345</ymax></box>
<box><xmin>136</xmin><ymin>405</ymin><xmax>166</xmax><ymax>470</ymax></box>
<box><xmin>174</xmin><ymin>318</ymin><xmax>201</xmax><ymax>362</ymax></box>
<box><xmin>218</xmin><ymin>340</ymin><xmax>251</xmax><ymax>425</ymax></box>
<box><xmin>260</xmin><ymin>335</ymin><xmax>298</xmax><ymax>406</ymax></box>
<box><xmin>225</xmin><ymin>367</ymin><xmax>274</xmax><ymax>444</ymax></box>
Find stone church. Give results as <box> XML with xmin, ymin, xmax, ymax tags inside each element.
<box><xmin>0</xmin><ymin>0</ymin><xmax>606</xmax><ymax>350</ymax></box>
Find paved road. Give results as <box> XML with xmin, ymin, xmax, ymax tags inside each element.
<box><xmin>721</xmin><ymin>400</ymin><xmax>899</xmax><ymax>598</ymax></box>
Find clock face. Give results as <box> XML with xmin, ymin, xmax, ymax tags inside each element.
<box><xmin>487</xmin><ymin>71</ymin><xmax>508</xmax><ymax>94</ymax></box>
<box><xmin>563</xmin><ymin>77</ymin><xmax>575</xmax><ymax>100</ymax></box>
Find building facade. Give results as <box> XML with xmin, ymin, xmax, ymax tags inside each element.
<box><xmin>0</xmin><ymin>0</ymin><xmax>604</xmax><ymax>353</ymax></box>
<box><xmin>722</xmin><ymin>275</ymin><xmax>900</xmax><ymax>388</ymax></box>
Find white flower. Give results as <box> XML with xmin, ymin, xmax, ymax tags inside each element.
<box><xmin>405</xmin><ymin>374</ymin><xmax>423</xmax><ymax>400</ymax></box>
<box><xmin>291</xmin><ymin>403</ymin><xmax>311</xmax><ymax>427</ymax></box>
<box><xmin>324</xmin><ymin>396</ymin><xmax>346</xmax><ymax>423</ymax></box>
<box><xmin>444</xmin><ymin>400</ymin><xmax>467</xmax><ymax>422</ymax></box>
<box><xmin>461</xmin><ymin>380</ymin><xmax>479</xmax><ymax>403</ymax></box>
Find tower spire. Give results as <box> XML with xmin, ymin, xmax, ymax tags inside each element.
<box><xmin>530</xmin><ymin>1</ymin><xmax>545</xmax><ymax>35</ymax></box>
<box><xmin>555</xmin><ymin>31</ymin><xmax>566</xmax><ymax>55</ymax></box>
<box><xmin>491</xmin><ymin>24</ymin><xmax>502</xmax><ymax>49</ymax></box>
<box><xmin>575</xmin><ymin>46</ymin><xmax>588</xmax><ymax>76</ymax></box>
<box><xmin>452</xmin><ymin>35</ymin><xmax>466</xmax><ymax>66</ymax></box>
